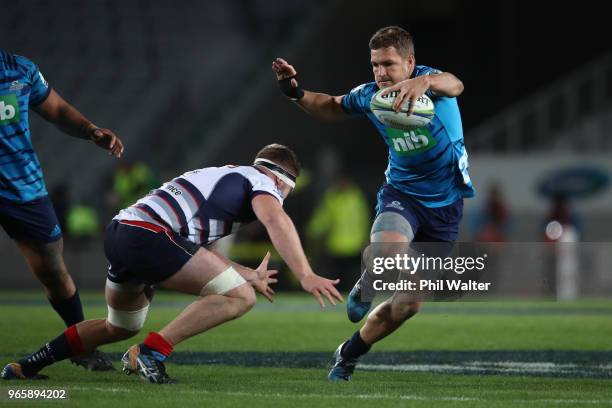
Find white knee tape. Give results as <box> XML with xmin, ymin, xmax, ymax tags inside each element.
<box><xmin>107</xmin><ymin>305</ymin><xmax>149</xmax><ymax>332</ymax></box>
<box><xmin>105</xmin><ymin>278</ymin><xmax>145</xmax><ymax>293</ymax></box>
<box><xmin>200</xmin><ymin>266</ymin><xmax>247</xmax><ymax>296</ymax></box>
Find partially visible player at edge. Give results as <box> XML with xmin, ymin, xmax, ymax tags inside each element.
<box><xmin>0</xmin><ymin>50</ymin><xmax>123</xmax><ymax>370</ymax></box>
<box><xmin>272</xmin><ymin>26</ymin><xmax>475</xmax><ymax>381</ymax></box>
<box><xmin>2</xmin><ymin>144</ymin><xmax>343</xmax><ymax>384</ymax></box>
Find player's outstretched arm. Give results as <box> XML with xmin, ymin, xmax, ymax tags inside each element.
<box><xmin>252</xmin><ymin>194</ymin><xmax>344</xmax><ymax>307</ymax></box>
<box><xmin>272</xmin><ymin>57</ymin><xmax>346</xmax><ymax>122</ymax></box>
<box><xmin>33</xmin><ymin>89</ymin><xmax>124</xmax><ymax>157</ymax></box>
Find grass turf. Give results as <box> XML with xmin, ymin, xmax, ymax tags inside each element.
<box><xmin>0</xmin><ymin>292</ymin><xmax>610</xmax><ymax>407</ymax></box>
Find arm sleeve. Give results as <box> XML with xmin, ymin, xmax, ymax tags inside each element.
<box><xmin>341</xmin><ymin>83</ymin><xmax>372</xmax><ymax>116</ymax></box>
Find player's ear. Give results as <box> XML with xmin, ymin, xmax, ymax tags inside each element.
<box><xmin>405</xmin><ymin>54</ymin><xmax>415</xmax><ymax>71</ymax></box>
<box><xmin>274</xmin><ymin>176</ymin><xmax>285</xmax><ymax>192</ymax></box>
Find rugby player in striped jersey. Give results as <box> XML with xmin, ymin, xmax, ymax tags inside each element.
<box><xmin>2</xmin><ymin>144</ymin><xmax>342</xmax><ymax>384</ymax></box>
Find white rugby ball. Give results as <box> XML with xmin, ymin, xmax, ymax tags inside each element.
<box><xmin>370</xmin><ymin>89</ymin><xmax>435</xmax><ymax>130</ymax></box>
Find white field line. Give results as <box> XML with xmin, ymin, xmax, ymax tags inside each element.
<box><xmin>359</xmin><ymin>361</ymin><xmax>611</xmax><ymax>376</ymax></box>
<box><xmin>67</xmin><ymin>386</ymin><xmax>612</xmax><ymax>405</ymax></box>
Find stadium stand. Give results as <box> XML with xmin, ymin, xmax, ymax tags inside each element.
<box><xmin>2</xmin><ymin>0</ymin><xmax>317</xmax><ymax>204</ymax></box>
<box><xmin>469</xmin><ymin>52</ymin><xmax>612</xmax><ymax>152</ymax></box>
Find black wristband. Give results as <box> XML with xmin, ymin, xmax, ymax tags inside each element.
<box><xmin>278</xmin><ymin>76</ymin><xmax>305</xmax><ymax>100</ymax></box>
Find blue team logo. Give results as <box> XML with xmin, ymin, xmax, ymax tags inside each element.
<box><xmin>9</xmin><ymin>81</ymin><xmax>25</xmax><ymax>92</ymax></box>
<box><xmin>385</xmin><ymin>201</ymin><xmax>404</xmax><ymax>211</ymax></box>
<box><xmin>0</xmin><ymin>94</ymin><xmax>20</xmax><ymax>126</ymax></box>
<box><xmin>50</xmin><ymin>224</ymin><xmax>62</xmax><ymax>238</ymax></box>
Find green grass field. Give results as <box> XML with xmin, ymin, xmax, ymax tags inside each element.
<box><xmin>0</xmin><ymin>291</ymin><xmax>611</xmax><ymax>407</ymax></box>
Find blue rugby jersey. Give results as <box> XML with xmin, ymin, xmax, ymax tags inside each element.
<box><xmin>114</xmin><ymin>166</ymin><xmax>285</xmax><ymax>245</ymax></box>
<box><xmin>0</xmin><ymin>51</ymin><xmax>51</xmax><ymax>202</ymax></box>
<box><xmin>342</xmin><ymin>65</ymin><xmax>475</xmax><ymax>208</ymax></box>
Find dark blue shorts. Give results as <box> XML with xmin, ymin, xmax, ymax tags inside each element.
<box><xmin>376</xmin><ymin>183</ymin><xmax>463</xmax><ymax>243</ymax></box>
<box><xmin>0</xmin><ymin>195</ymin><xmax>62</xmax><ymax>243</ymax></box>
<box><xmin>104</xmin><ymin>220</ymin><xmax>200</xmax><ymax>285</ymax></box>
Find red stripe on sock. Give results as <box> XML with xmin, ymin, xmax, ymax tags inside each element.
<box><xmin>143</xmin><ymin>332</ymin><xmax>173</xmax><ymax>357</ymax></box>
<box><xmin>64</xmin><ymin>325</ymin><xmax>85</xmax><ymax>356</ymax></box>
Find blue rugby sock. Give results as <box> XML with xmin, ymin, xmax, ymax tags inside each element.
<box><xmin>49</xmin><ymin>290</ymin><xmax>85</xmax><ymax>327</ymax></box>
<box><xmin>341</xmin><ymin>331</ymin><xmax>371</xmax><ymax>359</ymax></box>
<box><xmin>18</xmin><ymin>326</ymin><xmax>84</xmax><ymax>377</ymax></box>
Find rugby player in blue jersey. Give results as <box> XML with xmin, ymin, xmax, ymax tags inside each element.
<box><xmin>272</xmin><ymin>26</ymin><xmax>475</xmax><ymax>381</ymax></box>
<box><xmin>0</xmin><ymin>51</ymin><xmax>123</xmax><ymax>370</ymax></box>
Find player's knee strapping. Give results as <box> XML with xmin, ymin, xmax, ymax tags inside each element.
<box><xmin>200</xmin><ymin>266</ymin><xmax>247</xmax><ymax>296</ymax></box>
<box><xmin>370</xmin><ymin>212</ymin><xmax>414</xmax><ymax>242</ymax></box>
<box><xmin>107</xmin><ymin>304</ymin><xmax>149</xmax><ymax>332</ymax></box>
<box><xmin>105</xmin><ymin>278</ymin><xmax>146</xmax><ymax>294</ymax></box>
<box><xmin>104</xmin><ymin>278</ymin><xmax>149</xmax><ymax>331</ymax></box>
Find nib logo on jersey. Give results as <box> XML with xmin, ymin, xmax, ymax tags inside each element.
<box><xmin>386</xmin><ymin>127</ymin><xmax>437</xmax><ymax>156</ymax></box>
<box><xmin>0</xmin><ymin>94</ymin><xmax>20</xmax><ymax>125</ymax></box>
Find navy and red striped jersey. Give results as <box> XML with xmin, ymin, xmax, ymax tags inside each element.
<box><xmin>114</xmin><ymin>166</ymin><xmax>284</xmax><ymax>245</ymax></box>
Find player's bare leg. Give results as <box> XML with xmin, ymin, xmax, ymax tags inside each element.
<box><xmin>16</xmin><ymin>238</ymin><xmax>114</xmax><ymax>371</ymax></box>
<box><xmin>122</xmin><ymin>247</ymin><xmax>255</xmax><ymax>384</ymax></box>
<box><xmin>74</xmin><ymin>287</ymin><xmax>149</xmax><ymax>352</ymax></box>
<box><xmin>0</xmin><ymin>283</ymin><xmax>145</xmax><ymax>380</ymax></box>
<box><xmin>157</xmin><ymin>247</ymin><xmax>256</xmax><ymax>344</ymax></box>
<box><xmin>17</xmin><ymin>239</ymin><xmax>75</xmax><ymax>302</ymax></box>
<box><xmin>332</xmin><ymin>228</ymin><xmax>415</xmax><ymax>381</ymax></box>
<box><xmin>360</xmin><ymin>296</ymin><xmax>421</xmax><ymax>344</ymax></box>
<box><xmin>158</xmin><ymin>286</ymin><xmax>255</xmax><ymax>346</ymax></box>
<box><xmin>347</xmin><ymin>213</ymin><xmax>413</xmax><ymax>322</ymax></box>
<box><xmin>330</xmin><ymin>292</ymin><xmax>420</xmax><ymax>382</ymax></box>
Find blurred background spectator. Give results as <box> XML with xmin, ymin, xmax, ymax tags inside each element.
<box><xmin>306</xmin><ymin>174</ymin><xmax>370</xmax><ymax>291</ymax></box>
<box><xmin>66</xmin><ymin>205</ymin><xmax>101</xmax><ymax>242</ymax></box>
<box><xmin>472</xmin><ymin>183</ymin><xmax>512</xmax><ymax>242</ymax></box>
<box><xmin>107</xmin><ymin>161</ymin><xmax>159</xmax><ymax>213</ymax></box>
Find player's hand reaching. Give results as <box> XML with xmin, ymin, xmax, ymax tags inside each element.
<box><xmin>380</xmin><ymin>76</ymin><xmax>431</xmax><ymax>115</ymax></box>
<box><xmin>252</xmin><ymin>252</ymin><xmax>278</xmax><ymax>303</ymax></box>
<box><xmin>272</xmin><ymin>57</ymin><xmax>297</xmax><ymax>81</ymax></box>
<box><xmin>300</xmin><ymin>274</ymin><xmax>344</xmax><ymax>308</ymax></box>
<box><xmin>89</xmin><ymin>127</ymin><xmax>124</xmax><ymax>158</ymax></box>
<box><xmin>272</xmin><ymin>58</ymin><xmax>304</xmax><ymax>100</ymax></box>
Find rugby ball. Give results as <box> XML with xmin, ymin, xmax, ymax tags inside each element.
<box><xmin>370</xmin><ymin>89</ymin><xmax>435</xmax><ymax>130</ymax></box>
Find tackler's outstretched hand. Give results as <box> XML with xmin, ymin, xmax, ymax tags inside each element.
<box><xmin>300</xmin><ymin>274</ymin><xmax>343</xmax><ymax>308</ymax></box>
<box><xmin>253</xmin><ymin>252</ymin><xmax>278</xmax><ymax>303</ymax></box>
